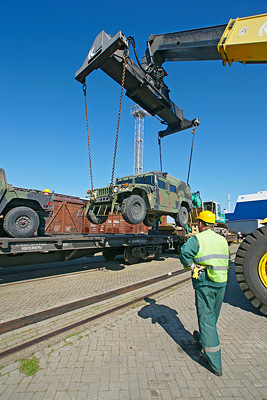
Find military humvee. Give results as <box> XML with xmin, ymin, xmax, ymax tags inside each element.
<box><xmin>0</xmin><ymin>168</ymin><xmax>53</xmax><ymax>237</ymax></box>
<box><xmin>85</xmin><ymin>171</ymin><xmax>193</xmax><ymax>227</ymax></box>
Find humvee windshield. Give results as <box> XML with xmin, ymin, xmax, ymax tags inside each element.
<box><xmin>116</xmin><ymin>178</ymin><xmax>133</xmax><ymax>185</ymax></box>
<box><xmin>135</xmin><ymin>175</ymin><xmax>155</xmax><ymax>185</ymax></box>
<box><xmin>0</xmin><ymin>170</ymin><xmax>7</xmax><ymax>199</ymax></box>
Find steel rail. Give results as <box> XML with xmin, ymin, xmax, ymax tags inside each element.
<box><xmin>0</xmin><ymin>257</ymin><xmax>117</xmax><ymax>286</ymax></box>
<box><xmin>0</xmin><ymin>270</ymin><xmax>190</xmax><ymax>359</ymax></box>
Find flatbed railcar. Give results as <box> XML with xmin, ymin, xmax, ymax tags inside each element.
<box><xmin>0</xmin><ymin>233</ymin><xmax>185</xmax><ymax>268</ymax></box>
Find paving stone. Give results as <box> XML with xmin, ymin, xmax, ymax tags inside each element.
<box><xmin>0</xmin><ymin>246</ymin><xmax>266</xmax><ymax>399</ymax></box>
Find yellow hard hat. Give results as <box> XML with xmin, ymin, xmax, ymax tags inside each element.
<box><xmin>196</xmin><ymin>210</ymin><xmax>216</xmax><ymax>224</ymax></box>
<box><xmin>261</xmin><ymin>217</ymin><xmax>267</xmax><ymax>225</ymax></box>
<box><xmin>44</xmin><ymin>189</ymin><xmax>51</xmax><ymax>193</ymax></box>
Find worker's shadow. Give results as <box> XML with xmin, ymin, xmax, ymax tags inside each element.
<box><xmin>138</xmin><ymin>297</ymin><xmax>199</xmax><ymax>362</ymax></box>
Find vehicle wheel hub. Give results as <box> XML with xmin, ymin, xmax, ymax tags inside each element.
<box><xmin>258</xmin><ymin>252</ymin><xmax>267</xmax><ymax>288</ymax></box>
<box><xmin>15</xmin><ymin>216</ymin><xmax>31</xmax><ymax>230</ymax></box>
<box><xmin>132</xmin><ymin>203</ymin><xmax>141</xmax><ymax>218</ymax></box>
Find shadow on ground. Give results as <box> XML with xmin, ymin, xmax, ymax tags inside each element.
<box><xmin>223</xmin><ymin>263</ymin><xmax>263</xmax><ymax>316</ymax></box>
<box><xmin>138</xmin><ymin>297</ymin><xmax>200</xmax><ymax>363</ymax></box>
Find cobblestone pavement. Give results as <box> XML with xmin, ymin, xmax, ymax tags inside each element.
<box><xmin>0</xmin><ymin>245</ymin><xmax>266</xmax><ymax>399</ymax></box>
<box><xmin>0</xmin><ymin>253</ymin><xmax>183</xmax><ymax>323</ymax></box>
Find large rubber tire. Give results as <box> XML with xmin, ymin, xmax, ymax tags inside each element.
<box><xmin>3</xmin><ymin>206</ymin><xmax>39</xmax><ymax>238</ymax></box>
<box><xmin>87</xmin><ymin>210</ymin><xmax>108</xmax><ymax>225</ymax></box>
<box><xmin>235</xmin><ymin>225</ymin><xmax>267</xmax><ymax>315</ymax></box>
<box><xmin>122</xmin><ymin>195</ymin><xmax>146</xmax><ymax>225</ymax></box>
<box><xmin>175</xmin><ymin>206</ymin><xmax>189</xmax><ymax>228</ymax></box>
<box><xmin>143</xmin><ymin>214</ymin><xmax>160</xmax><ymax>227</ymax></box>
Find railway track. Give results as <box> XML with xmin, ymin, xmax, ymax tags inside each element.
<box><xmin>0</xmin><ymin>255</ymin><xmax>116</xmax><ymax>285</ymax></box>
<box><xmin>0</xmin><ymin>249</ymin><xmax>180</xmax><ymax>285</ymax></box>
<box><xmin>0</xmin><ymin>247</ymin><xmax>237</xmax><ymax>360</ymax></box>
<box><xmin>0</xmin><ymin>268</ymin><xmax>190</xmax><ymax>359</ymax></box>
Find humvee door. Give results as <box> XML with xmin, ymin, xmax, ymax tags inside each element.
<box><xmin>0</xmin><ymin>169</ymin><xmax>7</xmax><ymax>201</ymax></box>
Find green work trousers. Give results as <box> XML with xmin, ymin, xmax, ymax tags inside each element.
<box><xmin>195</xmin><ymin>284</ymin><xmax>226</xmax><ymax>374</ymax></box>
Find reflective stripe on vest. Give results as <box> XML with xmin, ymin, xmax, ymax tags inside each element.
<box><xmin>194</xmin><ymin>229</ymin><xmax>229</xmax><ymax>283</ymax></box>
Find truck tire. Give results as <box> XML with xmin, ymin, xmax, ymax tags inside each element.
<box><xmin>87</xmin><ymin>210</ymin><xmax>108</xmax><ymax>225</ymax></box>
<box><xmin>175</xmin><ymin>206</ymin><xmax>189</xmax><ymax>228</ymax></box>
<box><xmin>4</xmin><ymin>206</ymin><xmax>39</xmax><ymax>238</ymax></box>
<box><xmin>143</xmin><ymin>214</ymin><xmax>160</xmax><ymax>227</ymax></box>
<box><xmin>235</xmin><ymin>225</ymin><xmax>267</xmax><ymax>315</ymax></box>
<box><xmin>122</xmin><ymin>195</ymin><xmax>146</xmax><ymax>225</ymax></box>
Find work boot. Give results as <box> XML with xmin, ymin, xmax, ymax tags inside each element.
<box><xmin>199</xmin><ymin>355</ymin><xmax>222</xmax><ymax>376</ymax></box>
<box><xmin>193</xmin><ymin>330</ymin><xmax>202</xmax><ymax>350</ymax></box>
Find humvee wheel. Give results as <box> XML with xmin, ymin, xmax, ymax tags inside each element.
<box><xmin>235</xmin><ymin>225</ymin><xmax>267</xmax><ymax>315</ymax></box>
<box><xmin>4</xmin><ymin>206</ymin><xmax>39</xmax><ymax>238</ymax></box>
<box><xmin>87</xmin><ymin>210</ymin><xmax>108</xmax><ymax>225</ymax></box>
<box><xmin>175</xmin><ymin>206</ymin><xmax>189</xmax><ymax>228</ymax></box>
<box><xmin>143</xmin><ymin>214</ymin><xmax>160</xmax><ymax>227</ymax></box>
<box><xmin>122</xmin><ymin>195</ymin><xmax>146</xmax><ymax>225</ymax></box>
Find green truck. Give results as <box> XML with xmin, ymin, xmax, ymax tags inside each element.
<box><xmin>0</xmin><ymin>168</ymin><xmax>53</xmax><ymax>237</ymax></box>
<box><xmin>85</xmin><ymin>171</ymin><xmax>193</xmax><ymax>228</ymax></box>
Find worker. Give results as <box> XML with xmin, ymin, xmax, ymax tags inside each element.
<box><xmin>179</xmin><ymin>210</ymin><xmax>230</xmax><ymax>376</ymax></box>
<box><xmin>37</xmin><ymin>189</ymin><xmax>51</xmax><ymax>236</ymax></box>
<box><xmin>151</xmin><ymin>216</ymin><xmax>161</xmax><ymax>234</ymax></box>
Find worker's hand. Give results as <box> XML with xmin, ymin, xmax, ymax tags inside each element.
<box><xmin>189</xmin><ymin>263</ymin><xmax>196</xmax><ymax>271</ymax></box>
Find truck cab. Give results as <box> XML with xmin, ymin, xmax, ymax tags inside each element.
<box><xmin>0</xmin><ymin>168</ymin><xmax>53</xmax><ymax>238</ymax></box>
<box><xmin>203</xmin><ymin>201</ymin><xmax>226</xmax><ymax>224</ymax></box>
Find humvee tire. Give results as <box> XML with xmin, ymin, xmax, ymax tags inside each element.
<box><xmin>143</xmin><ymin>214</ymin><xmax>159</xmax><ymax>227</ymax></box>
<box><xmin>87</xmin><ymin>210</ymin><xmax>108</xmax><ymax>225</ymax></box>
<box><xmin>175</xmin><ymin>206</ymin><xmax>189</xmax><ymax>228</ymax></box>
<box><xmin>122</xmin><ymin>195</ymin><xmax>146</xmax><ymax>225</ymax></box>
<box><xmin>4</xmin><ymin>206</ymin><xmax>39</xmax><ymax>238</ymax></box>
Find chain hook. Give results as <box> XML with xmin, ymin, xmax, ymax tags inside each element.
<box><xmin>82</xmin><ymin>83</ymin><xmax>87</xmax><ymax>95</ymax></box>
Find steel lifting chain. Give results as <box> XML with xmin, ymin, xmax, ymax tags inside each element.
<box><xmin>83</xmin><ymin>82</ymin><xmax>94</xmax><ymax>191</ymax></box>
<box><xmin>110</xmin><ymin>48</ymin><xmax>129</xmax><ymax>194</ymax></box>
<box><xmin>187</xmin><ymin>122</ymin><xmax>198</xmax><ymax>185</ymax></box>
<box><xmin>158</xmin><ymin>137</ymin><xmax>163</xmax><ymax>172</ymax></box>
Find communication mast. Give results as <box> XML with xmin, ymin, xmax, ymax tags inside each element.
<box><xmin>131</xmin><ymin>105</ymin><xmax>149</xmax><ymax>174</ymax></box>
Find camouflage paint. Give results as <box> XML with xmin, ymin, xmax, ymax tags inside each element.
<box><xmin>0</xmin><ymin>168</ymin><xmax>53</xmax><ymax>217</ymax></box>
<box><xmin>86</xmin><ymin>171</ymin><xmax>192</xmax><ymax>220</ymax></box>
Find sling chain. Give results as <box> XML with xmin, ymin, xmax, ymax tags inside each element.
<box><xmin>82</xmin><ymin>47</ymin><xmax>129</xmax><ymax>195</ymax></box>
<box><xmin>187</xmin><ymin>122</ymin><xmax>198</xmax><ymax>184</ymax></box>
<box><xmin>109</xmin><ymin>48</ymin><xmax>129</xmax><ymax>194</ymax></box>
<box><xmin>83</xmin><ymin>82</ymin><xmax>94</xmax><ymax>191</ymax></box>
<box><xmin>158</xmin><ymin>137</ymin><xmax>163</xmax><ymax>172</ymax></box>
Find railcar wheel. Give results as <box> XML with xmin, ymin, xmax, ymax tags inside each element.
<box><xmin>124</xmin><ymin>247</ymin><xmax>140</xmax><ymax>264</ymax></box>
<box><xmin>235</xmin><ymin>226</ymin><xmax>267</xmax><ymax>315</ymax></box>
<box><xmin>102</xmin><ymin>249</ymin><xmax>117</xmax><ymax>261</ymax></box>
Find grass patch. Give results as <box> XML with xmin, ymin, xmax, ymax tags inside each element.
<box><xmin>19</xmin><ymin>356</ymin><xmax>39</xmax><ymax>376</ymax></box>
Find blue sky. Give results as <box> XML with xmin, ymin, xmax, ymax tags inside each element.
<box><xmin>1</xmin><ymin>1</ymin><xmax>266</xmax><ymax>213</ymax></box>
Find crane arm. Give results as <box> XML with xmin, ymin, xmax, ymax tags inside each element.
<box><xmin>75</xmin><ymin>13</ymin><xmax>267</xmax><ymax>137</ymax></box>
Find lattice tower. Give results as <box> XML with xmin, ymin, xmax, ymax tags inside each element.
<box><xmin>131</xmin><ymin>105</ymin><xmax>149</xmax><ymax>174</ymax></box>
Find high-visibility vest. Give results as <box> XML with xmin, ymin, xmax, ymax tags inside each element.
<box><xmin>194</xmin><ymin>229</ymin><xmax>229</xmax><ymax>283</ymax></box>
